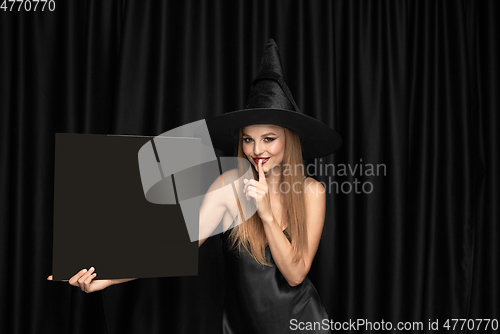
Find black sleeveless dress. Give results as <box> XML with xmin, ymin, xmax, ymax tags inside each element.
<box><xmin>219</xmin><ymin>176</ymin><xmax>331</xmax><ymax>334</ymax></box>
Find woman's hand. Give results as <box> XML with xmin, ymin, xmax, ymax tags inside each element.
<box><xmin>243</xmin><ymin>159</ymin><xmax>274</xmax><ymax>224</ymax></box>
<box><xmin>47</xmin><ymin>267</ymin><xmax>115</xmax><ymax>293</ymax></box>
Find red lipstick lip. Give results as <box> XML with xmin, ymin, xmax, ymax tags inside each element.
<box><xmin>253</xmin><ymin>157</ymin><xmax>270</xmax><ymax>164</ymax></box>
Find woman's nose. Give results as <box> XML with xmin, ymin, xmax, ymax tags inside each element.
<box><xmin>253</xmin><ymin>142</ymin><xmax>264</xmax><ymax>155</ymax></box>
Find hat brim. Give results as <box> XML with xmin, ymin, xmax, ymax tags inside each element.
<box><xmin>206</xmin><ymin>108</ymin><xmax>342</xmax><ymax>159</ymax></box>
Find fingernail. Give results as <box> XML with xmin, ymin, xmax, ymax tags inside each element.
<box><xmin>82</xmin><ymin>269</ymin><xmax>87</xmax><ymax>273</ymax></box>
<box><xmin>90</xmin><ymin>267</ymin><xmax>95</xmax><ymax>272</ymax></box>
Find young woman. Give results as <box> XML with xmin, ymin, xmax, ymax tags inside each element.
<box><xmin>48</xmin><ymin>39</ymin><xmax>342</xmax><ymax>333</ymax></box>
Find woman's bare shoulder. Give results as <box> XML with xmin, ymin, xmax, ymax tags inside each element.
<box><xmin>206</xmin><ymin>168</ymin><xmax>239</xmax><ymax>190</ymax></box>
<box><xmin>303</xmin><ymin>176</ymin><xmax>326</xmax><ymax>197</ymax></box>
<box><xmin>208</xmin><ymin>168</ymin><xmax>241</xmax><ymax>203</ymax></box>
<box><xmin>220</xmin><ymin>168</ymin><xmax>241</xmax><ymax>184</ymax></box>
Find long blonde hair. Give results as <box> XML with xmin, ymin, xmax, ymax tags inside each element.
<box><xmin>227</xmin><ymin>127</ymin><xmax>309</xmax><ymax>266</ymax></box>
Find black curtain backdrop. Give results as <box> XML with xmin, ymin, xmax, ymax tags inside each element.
<box><xmin>0</xmin><ymin>1</ymin><xmax>498</xmax><ymax>333</ymax></box>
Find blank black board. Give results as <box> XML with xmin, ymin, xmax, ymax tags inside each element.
<box><xmin>52</xmin><ymin>133</ymin><xmax>199</xmax><ymax>281</ymax></box>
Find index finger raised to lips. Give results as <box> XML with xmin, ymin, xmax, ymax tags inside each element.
<box><xmin>258</xmin><ymin>160</ymin><xmax>267</xmax><ymax>184</ymax></box>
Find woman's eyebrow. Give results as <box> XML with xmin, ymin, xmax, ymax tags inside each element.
<box><xmin>242</xmin><ymin>132</ymin><xmax>277</xmax><ymax>137</ymax></box>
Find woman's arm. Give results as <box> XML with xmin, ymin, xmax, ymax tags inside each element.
<box><xmin>262</xmin><ymin>177</ymin><xmax>326</xmax><ymax>287</ymax></box>
<box><xmin>48</xmin><ymin>171</ymin><xmax>232</xmax><ymax>291</ymax></box>
<box><xmin>198</xmin><ymin>170</ymin><xmax>234</xmax><ymax>247</ymax></box>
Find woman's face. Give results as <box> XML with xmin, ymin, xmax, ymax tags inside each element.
<box><xmin>241</xmin><ymin>124</ymin><xmax>285</xmax><ymax>174</ymax></box>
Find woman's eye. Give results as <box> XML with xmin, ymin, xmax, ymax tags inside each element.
<box><xmin>243</xmin><ymin>137</ymin><xmax>275</xmax><ymax>143</ymax></box>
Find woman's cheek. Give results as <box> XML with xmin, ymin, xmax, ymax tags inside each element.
<box><xmin>268</xmin><ymin>142</ymin><xmax>280</xmax><ymax>154</ymax></box>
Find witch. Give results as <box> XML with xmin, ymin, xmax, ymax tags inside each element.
<box><xmin>49</xmin><ymin>39</ymin><xmax>342</xmax><ymax>334</ymax></box>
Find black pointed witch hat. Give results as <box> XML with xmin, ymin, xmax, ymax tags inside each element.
<box><xmin>206</xmin><ymin>39</ymin><xmax>342</xmax><ymax>159</ymax></box>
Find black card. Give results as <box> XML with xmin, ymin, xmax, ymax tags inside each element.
<box><xmin>52</xmin><ymin>133</ymin><xmax>199</xmax><ymax>281</ymax></box>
